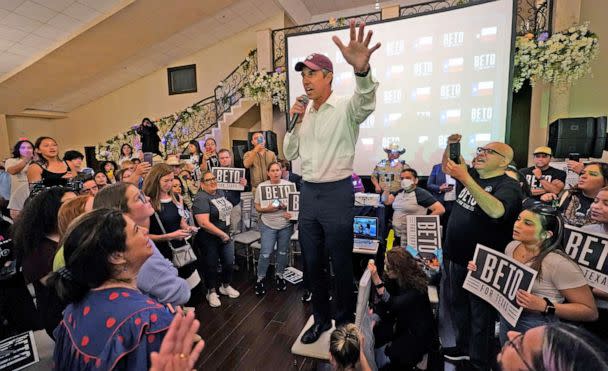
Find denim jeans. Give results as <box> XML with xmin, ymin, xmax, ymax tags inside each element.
<box><xmin>257</xmin><ymin>221</ymin><xmax>293</xmax><ymax>280</ymax></box>
<box><xmin>499</xmin><ymin>311</ymin><xmax>558</xmax><ymax>345</ymax></box>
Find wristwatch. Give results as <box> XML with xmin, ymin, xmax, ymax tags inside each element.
<box><xmin>354</xmin><ymin>67</ymin><xmax>370</xmax><ymax>77</ymax></box>
<box><xmin>543</xmin><ymin>298</ymin><xmax>556</xmax><ymax>315</ymax></box>
<box><xmin>374</xmin><ymin>282</ymin><xmax>384</xmax><ymax>289</ymax></box>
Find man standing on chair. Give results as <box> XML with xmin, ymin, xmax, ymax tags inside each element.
<box><xmin>284</xmin><ymin>20</ymin><xmax>381</xmax><ymax>344</ymax></box>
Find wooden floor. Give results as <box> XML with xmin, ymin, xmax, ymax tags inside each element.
<box><xmin>191</xmin><ymin>261</ymin><xmax>324</xmax><ymax>371</ymax></box>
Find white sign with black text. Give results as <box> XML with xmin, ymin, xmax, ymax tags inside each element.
<box><xmin>258</xmin><ymin>184</ymin><xmax>297</xmax><ymax>208</ymax></box>
<box><xmin>287</xmin><ymin>192</ymin><xmax>300</xmax><ymax>221</ymax></box>
<box><xmin>406</xmin><ymin>215</ymin><xmax>441</xmax><ymax>258</ymax></box>
<box><xmin>0</xmin><ymin>331</ymin><xmax>39</xmax><ymax>371</ymax></box>
<box><xmin>463</xmin><ymin>244</ymin><xmax>537</xmax><ymax>327</ymax></box>
<box><xmin>563</xmin><ymin>224</ymin><xmax>608</xmax><ymax>292</ymax></box>
<box><xmin>212</xmin><ymin>167</ymin><xmax>245</xmax><ymax>191</ymax></box>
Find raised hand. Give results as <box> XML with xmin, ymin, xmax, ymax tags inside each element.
<box><xmin>332</xmin><ymin>20</ymin><xmax>381</xmax><ymax>73</ymax></box>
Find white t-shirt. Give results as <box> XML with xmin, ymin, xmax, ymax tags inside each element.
<box><xmin>4</xmin><ymin>158</ymin><xmax>29</xmax><ymax>199</ymax></box>
<box><xmin>505</xmin><ymin>241</ymin><xmax>588</xmax><ymax>304</ymax></box>
<box><xmin>254</xmin><ymin>179</ymin><xmax>295</xmax><ymax>230</ymax></box>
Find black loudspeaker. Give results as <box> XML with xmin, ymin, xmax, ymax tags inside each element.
<box><xmin>232</xmin><ymin>142</ymin><xmax>247</xmax><ymax>169</ymax></box>
<box><xmin>247</xmin><ymin>131</ymin><xmax>278</xmax><ymax>156</ymax></box>
<box><xmin>595</xmin><ymin>116</ymin><xmax>607</xmax><ymax>156</ymax></box>
<box><xmin>84</xmin><ymin>146</ymin><xmax>99</xmax><ymax>170</ymax></box>
<box><xmin>548</xmin><ymin>117</ymin><xmax>596</xmax><ymax>158</ymax></box>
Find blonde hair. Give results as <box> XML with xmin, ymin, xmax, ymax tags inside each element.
<box><xmin>58</xmin><ymin>195</ymin><xmax>92</xmax><ymax>238</ymax></box>
<box><xmin>329</xmin><ymin>324</ymin><xmax>360</xmax><ymax>370</ymax></box>
<box><xmin>142</xmin><ymin>163</ymin><xmax>178</xmax><ymax>211</ymax></box>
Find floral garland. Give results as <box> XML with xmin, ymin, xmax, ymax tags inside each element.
<box><xmin>513</xmin><ymin>23</ymin><xmax>599</xmax><ymax>92</ymax></box>
<box><xmin>95</xmin><ymin>103</ymin><xmax>205</xmax><ymax>161</ymax></box>
<box><xmin>242</xmin><ymin>67</ymin><xmax>287</xmax><ymax>112</ymax></box>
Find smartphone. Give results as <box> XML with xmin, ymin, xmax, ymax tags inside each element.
<box><xmin>568</xmin><ymin>153</ymin><xmax>581</xmax><ymax>162</ymax></box>
<box><xmin>449</xmin><ymin>142</ymin><xmax>461</xmax><ymax>164</ymax></box>
<box><xmin>143</xmin><ymin>152</ymin><xmax>153</xmax><ymax>165</ymax></box>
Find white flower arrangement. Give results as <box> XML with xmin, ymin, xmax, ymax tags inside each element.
<box><xmin>242</xmin><ymin>68</ymin><xmax>287</xmax><ymax>112</ymax></box>
<box><xmin>513</xmin><ymin>23</ymin><xmax>599</xmax><ymax>92</ymax></box>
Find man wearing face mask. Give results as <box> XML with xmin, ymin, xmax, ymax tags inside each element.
<box><xmin>383</xmin><ymin>168</ymin><xmax>444</xmax><ymax>245</ymax></box>
<box><xmin>243</xmin><ymin>132</ymin><xmax>276</xmax><ymax>192</ymax></box>
<box><xmin>440</xmin><ymin>134</ymin><xmax>523</xmax><ymax>370</ymax></box>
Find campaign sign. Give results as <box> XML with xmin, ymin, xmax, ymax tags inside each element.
<box><xmin>563</xmin><ymin>224</ymin><xmax>608</xmax><ymax>291</ymax></box>
<box><xmin>463</xmin><ymin>244</ymin><xmax>537</xmax><ymax>327</ymax></box>
<box><xmin>212</xmin><ymin>167</ymin><xmax>245</xmax><ymax>191</ymax></box>
<box><xmin>0</xmin><ymin>331</ymin><xmax>39</xmax><ymax>371</ymax></box>
<box><xmin>287</xmin><ymin>192</ymin><xmax>300</xmax><ymax>221</ymax></box>
<box><xmin>258</xmin><ymin>184</ymin><xmax>297</xmax><ymax>208</ymax></box>
<box><xmin>406</xmin><ymin>215</ymin><xmax>441</xmax><ymax>258</ymax></box>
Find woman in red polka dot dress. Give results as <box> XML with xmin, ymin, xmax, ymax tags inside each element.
<box><xmin>48</xmin><ymin>208</ymin><xmax>174</xmax><ymax>370</ymax></box>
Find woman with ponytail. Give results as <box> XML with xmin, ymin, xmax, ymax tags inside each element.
<box><xmin>468</xmin><ymin>203</ymin><xmax>598</xmax><ymax>344</ymax></box>
<box><xmin>49</xmin><ymin>208</ymin><xmax>174</xmax><ymax>370</ymax></box>
<box><xmin>329</xmin><ymin>324</ymin><xmax>372</xmax><ymax>371</ymax></box>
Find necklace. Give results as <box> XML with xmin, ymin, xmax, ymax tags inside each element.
<box><xmin>514</xmin><ymin>243</ymin><xmax>539</xmax><ymax>263</ymax></box>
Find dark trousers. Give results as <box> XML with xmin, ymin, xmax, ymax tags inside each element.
<box><xmin>439</xmin><ymin>258</ymin><xmax>496</xmax><ymax>370</ymax></box>
<box><xmin>196</xmin><ymin>232</ymin><xmax>234</xmax><ymax>291</ymax></box>
<box><xmin>299</xmin><ymin>177</ymin><xmax>355</xmax><ymax>325</ymax></box>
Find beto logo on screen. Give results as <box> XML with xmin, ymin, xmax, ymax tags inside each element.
<box><xmin>443</xmin><ymin>31</ymin><xmax>464</xmax><ymax>48</ymax></box>
<box><xmin>413</xmin><ymin>62</ymin><xmax>433</xmax><ymax>77</ymax></box>
<box><xmin>440</xmin><ymin>84</ymin><xmax>461</xmax><ymax>100</ymax></box>
<box><xmin>474</xmin><ymin>53</ymin><xmax>497</xmax><ymax>71</ymax></box>
<box><xmin>471</xmin><ymin>107</ymin><xmax>493</xmax><ymax>123</ymax></box>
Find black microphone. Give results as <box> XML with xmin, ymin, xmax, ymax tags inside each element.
<box><xmin>288</xmin><ymin>95</ymin><xmax>309</xmax><ymax>133</ymax></box>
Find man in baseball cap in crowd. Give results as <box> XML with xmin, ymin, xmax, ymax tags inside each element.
<box><xmin>520</xmin><ymin>146</ymin><xmax>566</xmax><ymax>200</ymax></box>
<box><xmin>284</xmin><ymin>20</ymin><xmax>381</xmax><ymax>344</ymax></box>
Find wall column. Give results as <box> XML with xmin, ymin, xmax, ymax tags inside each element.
<box><xmin>527</xmin><ymin>0</ymin><xmax>581</xmax><ymax>163</ymax></box>
<box><xmin>0</xmin><ymin>115</ymin><xmax>9</xmax><ymax>159</ymax></box>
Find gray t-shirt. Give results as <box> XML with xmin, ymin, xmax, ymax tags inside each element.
<box><xmin>192</xmin><ymin>190</ymin><xmax>233</xmax><ymax>233</ymax></box>
<box><xmin>505</xmin><ymin>241</ymin><xmax>587</xmax><ymax>304</ymax></box>
<box><xmin>255</xmin><ymin>179</ymin><xmax>296</xmax><ymax>230</ymax></box>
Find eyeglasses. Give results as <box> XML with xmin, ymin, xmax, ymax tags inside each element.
<box><xmin>504</xmin><ymin>333</ymin><xmax>535</xmax><ymax>371</ymax></box>
<box><xmin>476</xmin><ymin>147</ymin><xmax>506</xmax><ymax>159</ymax></box>
<box><xmin>203</xmin><ymin>177</ymin><xmax>217</xmax><ymax>183</ymax></box>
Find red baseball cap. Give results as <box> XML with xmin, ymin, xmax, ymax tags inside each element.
<box><xmin>295</xmin><ymin>53</ymin><xmax>333</xmax><ymax>73</ymax></box>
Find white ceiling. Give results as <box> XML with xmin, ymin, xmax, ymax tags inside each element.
<box><xmin>0</xmin><ymin>0</ymin><xmax>127</xmax><ymax>78</ymax></box>
<box><xmin>0</xmin><ymin>0</ymin><xmax>427</xmax><ymax>114</ymax></box>
<box><xmin>31</xmin><ymin>0</ymin><xmax>282</xmax><ymax>112</ymax></box>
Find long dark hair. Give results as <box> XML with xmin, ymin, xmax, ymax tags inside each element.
<box><xmin>188</xmin><ymin>140</ymin><xmax>202</xmax><ymax>155</ymax></box>
<box><xmin>12</xmin><ymin>187</ymin><xmax>71</xmax><ymax>258</ymax></box>
<box><xmin>384</xmin><ymin>248</ymin><xmax>428</xmax><ymax>292</ymax></box>
<box><xmin>120</xmin><ymin>143</ymin><xmax>134</xmax><ymax>157</ymax></box>
<box><xmin>524</xmin><ymin>204</ymin><xmax>575</xmax><ymax>279</ymax></box>
<box><xmin>47</xmin><ymin>209</ymin><xmax>128</xmax><ymax>303</ymax></box>
<box><xmin>11</xmin><ymin>139</ymin><xmax>34</xmax><ymax>158</ymax></box>
<box><xmin>532</xmin><ymin>323</ymin><xmax>608</xmax><ymax>370</ymax></box>
<box><xmin>570</xmin><ymin>162</ymin><xmax>608</xmax><ymax>195</ymax></box>
<box><xmin>34</xmin><ymin>136</ymin><xmax>59</xmax><ymax>167</ymax></box>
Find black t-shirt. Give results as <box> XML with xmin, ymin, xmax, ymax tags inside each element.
<box><xmin>559</xmin><ymin>191</ymin><xmax>594</xmax><ymax>227</ymax></box>
<box><xmin>520</xmin><ymin>166</ymin><xmax>567</xmax><ymax>199</ymax></box>
<box><xmin>444</xmin><ymin>168</ymin><xmax>524</xmax><ymax>265</ymax></box>
<box><xmin>0</xmin><ymin>217</ymin><xmax>16</xmax><ymax>280</ymax></box>
<box><xmin>192</xmin><ymin>190</ymin><xmax>233</xmax><ymax>233</ymax></box>
<box><xmin>149</xmin><ymin>200</ymin><xmax>186</xmax><ymax>260</ymax></box>
<box><xmin>224</xmin><ymin>189</ymin><xmax>241</xmax><ymax>207</ymax></box>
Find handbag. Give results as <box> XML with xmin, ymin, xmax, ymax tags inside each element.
<box><xmin>153</xmin><ymin>212</ymin><xmax>197</xmax><ymax>268</ymax></box>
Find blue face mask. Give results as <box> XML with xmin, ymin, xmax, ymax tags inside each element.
<box><xmin>256</xmin><ymin>136</ymin><xmax>264</xmax><ymax>144</ymax></box>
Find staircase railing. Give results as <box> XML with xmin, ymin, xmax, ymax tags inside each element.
<box><xmin>97</xmin><ymin>50</ymin><xmax>258</xmax><ymax>159</ymax></box>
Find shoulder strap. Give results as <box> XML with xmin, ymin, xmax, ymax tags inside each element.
<box><xmin>153</xmin><ymin>212</ymin><xmax>175</xmax><ymax>250</ymax></box>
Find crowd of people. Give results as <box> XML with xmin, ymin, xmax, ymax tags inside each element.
<box><xmin>1</xmin><ymin>20</ymin><xmax>607</xmax><ymax>371</ymax></box>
